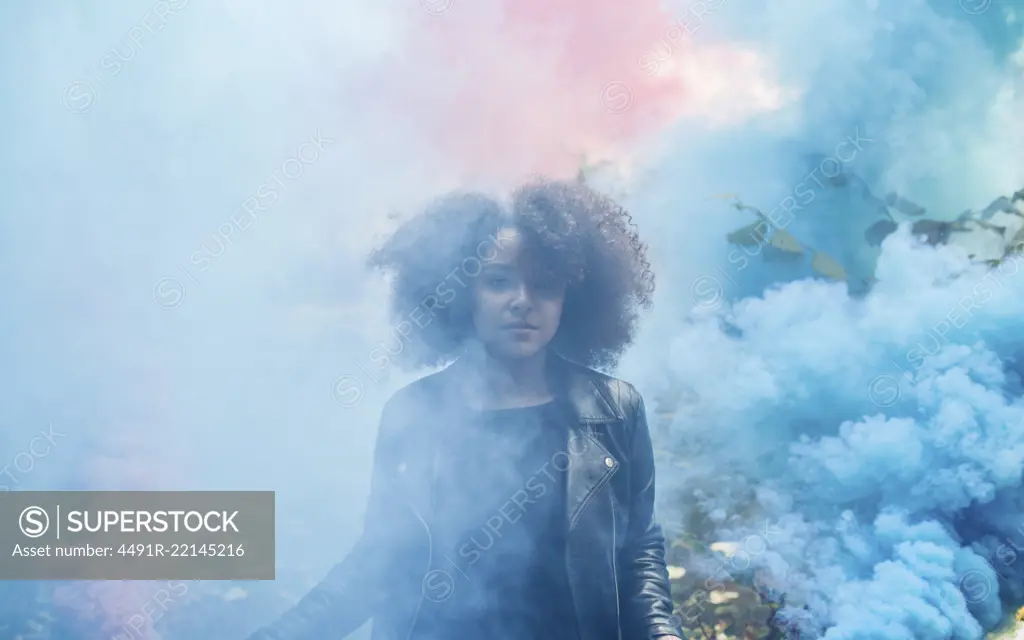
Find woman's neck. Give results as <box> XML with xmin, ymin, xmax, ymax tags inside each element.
<box><xmin>461</xmin><ymin>344</ymin><xmax>553</xmax><ymax>409</ymax></box>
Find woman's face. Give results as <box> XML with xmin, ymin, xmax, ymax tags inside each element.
<box><xmin>471</xmin><ymin>227</ymin><xmax>565</xmax><ymax>361</ymax></box>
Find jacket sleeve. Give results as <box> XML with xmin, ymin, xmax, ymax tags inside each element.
<box><xmin>620</xmin><ymin>391</ymin><xmax>683</xmax><ymax>639</ymax></box>
<box><xmin>247</xmin><ymin>404</ymin><xmax>400</xmax><ymax>640</ymax></box>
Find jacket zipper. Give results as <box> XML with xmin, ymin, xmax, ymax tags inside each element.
<box><xmin>611</xmin><ymin>493</ymin><xmax>622</xmax><ymax>640</ymax></box>
<box><xmin>568</xmin><ymin>457</ymin><xmax>617</xmax><ymax>531</ymax></box>
<box><xmin>405</xmin><ymin>507</ymin><xmax>431</xmax><ymax>640</ymax></box>
<box><xmin>405</xmin><ymin>446</ymin><xmax>441</xmax><ymax>640</ymax></box>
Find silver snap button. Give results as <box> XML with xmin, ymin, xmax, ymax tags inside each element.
<box><xmin>604</xmin><ymin>457</ymin><xmax>614</xmax><ymax>468</ymax></box>
<box><xmin>397</xmin><ymin>462</ymin><xmax>407</xmax><ymax>474</ymax></box>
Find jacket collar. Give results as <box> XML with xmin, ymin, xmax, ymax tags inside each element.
<box><xmin>430</xmin><ymin>352</ymin><xmax>623</xmax><ymax>424</ymax></box>
<box><xmin>547</xmin><ymin>355</ymin><xmax>623</xmax><ymax>424</ymax></box>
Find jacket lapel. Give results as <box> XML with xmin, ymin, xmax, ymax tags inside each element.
<box><xmin>388</xmin><ymin>374</ymin><xmax>464</xmax><ymax>526</ymax></box>
<box><xmin>554</xmin><ymin>357</ymin><xmax>624</xmax><ymax>531</ymax></box>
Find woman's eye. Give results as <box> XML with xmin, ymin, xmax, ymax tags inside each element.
<box><xmin>534</xmin><ymin>280</ymin><xmax>564</xmax><ymax>296</ymax></box>
<box><xmin>486</xmin><ymin>275</ymin><xmax>510</xmax><ymax>287</ymax></box>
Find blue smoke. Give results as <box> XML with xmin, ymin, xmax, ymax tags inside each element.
<box><xmin>632</xmin><ymin>229</ymin><xmax>1024</xmax><ymax>636</ymax></box>
<box><xmin>617</xmin><ymin>1</ymin><xmax>1024</xmax><ymax>636</ymax></box>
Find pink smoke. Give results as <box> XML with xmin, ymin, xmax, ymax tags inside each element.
<box><xmin>359</xmin><ymin>0</ymin><xmax>783</xmax><ymax>186</ymax></box>
<box><xmin>53</xmin><ymin>363</ymin><xmax>181</xmax><ymax>639</ymax></box>
<box><xmin>53</xmin><ymin>581</ymin><xmax>170</xmax><ymax>640</ymax></box>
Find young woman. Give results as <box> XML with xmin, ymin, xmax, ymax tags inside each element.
<box><xmin>250</xmin><ymin>178</ymin><xmax>682</xmax><ymax>640</ymax></box>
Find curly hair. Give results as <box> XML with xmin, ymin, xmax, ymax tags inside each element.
<box><xmin>366</xmin><ymin>177</ymin><xmax>655</xmax><ymax>370</ymax></box>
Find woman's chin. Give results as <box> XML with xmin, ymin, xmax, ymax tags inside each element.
<box><xmin>490</xmin><ymin>341</ymin><xmax>546</xmax><ymax>361</ymax></box>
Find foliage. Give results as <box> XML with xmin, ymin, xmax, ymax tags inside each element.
<box><xmin>661</xmin><ymin>184</ymin><xmax>1024</xmax><ymax>639</ymax></box>
<box><xmin>721</xmin><ymin>181</ymin><xmax>1024</xmax><ymax>288</ymax></box>
<box><xmin>720</xmin><ymin>199</ymin><xmax>848</xmax><ymax>285</ymax></box>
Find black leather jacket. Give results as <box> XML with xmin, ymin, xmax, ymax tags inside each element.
<box><xmin>249</xmin><ymin>356</ymin><xmax>681</xmax><ymax>640</ymax></box>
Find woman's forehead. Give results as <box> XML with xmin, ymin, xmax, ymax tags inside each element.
<box><xmin>483</xmin><ymin>228</ymin><xmax>562</xmax><ymax>283</ymax></box>
<box><xmin>488</xmin><ymin>227</ymin><xmax>524</xmax><ymax>264</ymax></box>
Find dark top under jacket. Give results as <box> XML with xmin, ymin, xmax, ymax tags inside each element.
<box><xmin>246</xmin><ymin>355</ymin><xmax>681</xmax><ymax>640</ymax></box>
<box><xmin>411</xmin><ymin>401</ymin><xmax>578</xmax><ymax>640</ymax></box>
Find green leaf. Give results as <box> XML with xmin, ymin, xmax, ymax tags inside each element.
<box><xmin>768</xmin><ymin>229</ymin><xmax>803</xmax><ymax>253</ymax></box>
<box><xmin>885</xmin><ymin>192</ymin><xmax>926</xmax><ymax>216</ymax></box>
<box><xmin>732</xmin><ymin>201</ymin><xmax>768</xmax><ymax>220</ymax></box>
<box><xmin>812</xmin><ymin>252</ymin><xmax>847</xmax><ymax>280</ymax></box>
<box><xmin>864</xmin><ymin>220</ymin><xmax>898</xmax><ymax>246</ymax></box>
<box><xmin>973</xmin><ymin>219</ymin><xmax>1006</xmax><ymax>234</ymax></box>
<box><xmin>726</xmin><ymin>222</ymin><xmax>768</xmax><ymax>246</ymax></box>
<box><xmin>762</xmin><ymin>245</ymin><xmax>805</xmax><ymax>262</ymax></box>
<box><xmin>911</xmin><ymin>219</ymin><xmax>954</xmax><ymax>245</ymax></box>
<box><xmin>981</xmin><ymin>196</ymin><xmax>1014</xmax><ymax>218</ymax></box>
<box><xmin>1007</xmin><ymin>225</ymin><xmax>1024</xmax><ymax>250</ymax></box>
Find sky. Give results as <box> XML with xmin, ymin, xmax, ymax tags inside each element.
<box><xmin>1</xmin><ymin>0</ymin><xmax>1023</xmax><ymax>637</ymax></box>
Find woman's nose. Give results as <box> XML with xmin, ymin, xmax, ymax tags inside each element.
<box><xmin>509</xmin><ymin>283</ymin><xmax>532</xmax><ymax>310</ymax></box>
